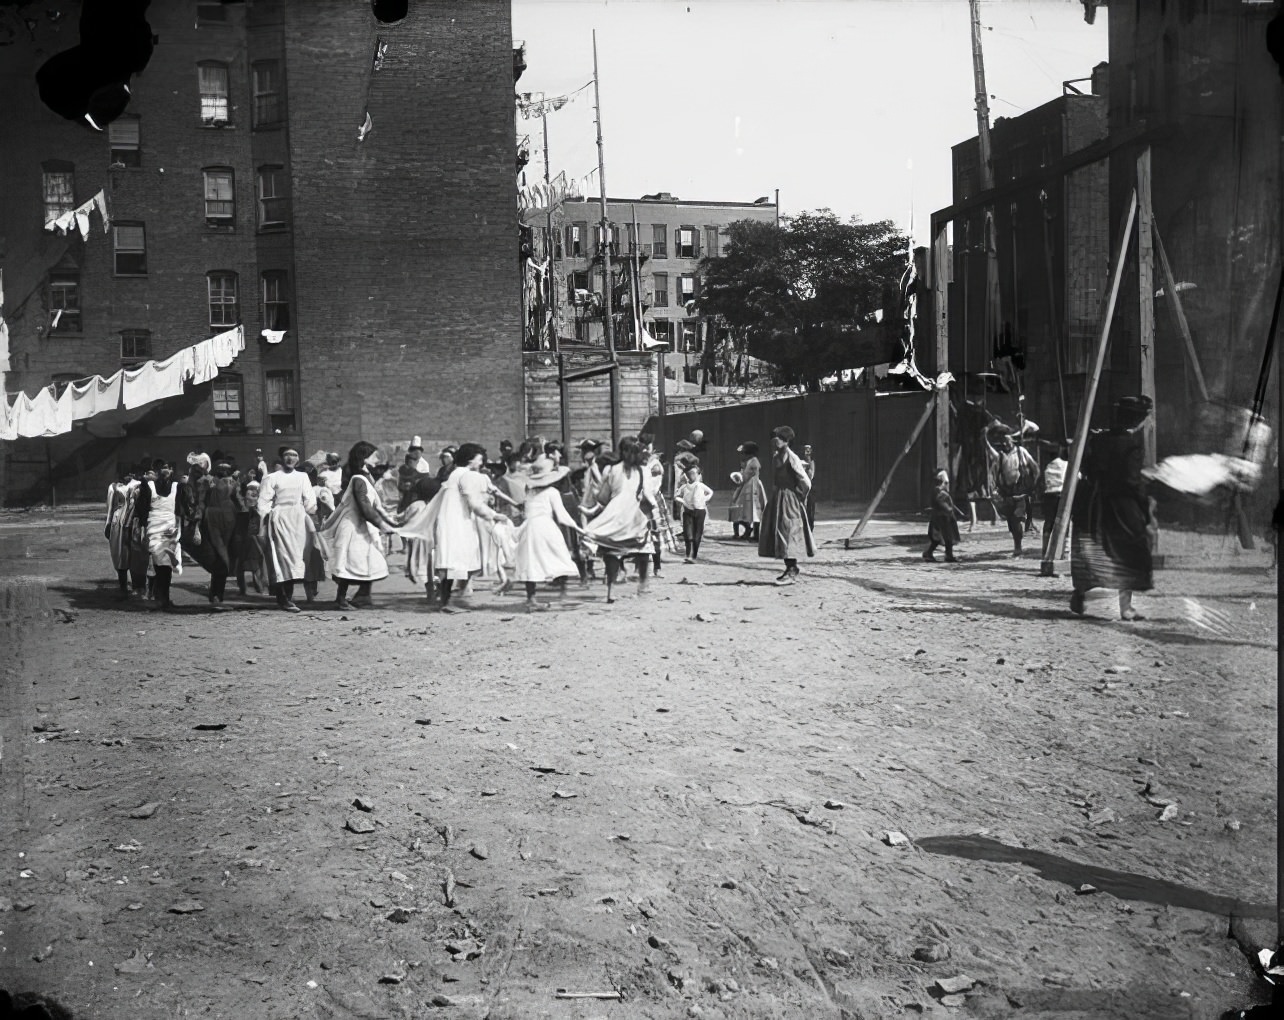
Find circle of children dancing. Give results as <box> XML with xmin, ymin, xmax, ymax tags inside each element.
<box><xmin>102</xmin><ymin>423</ymin><xmax>818</xmax><ymax>615</ymax></box>
<box><xmin>103</xmin><ymin>400</ymin><xmax>1172</xmax><ymax>621</ymax></box>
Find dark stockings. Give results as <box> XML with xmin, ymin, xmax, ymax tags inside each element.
<box><xmin>117</xmin><ymin>569</ymin><xmax>129</xmax><ymax>592</ymax></box>
<box><xmin>154</xmin><ymin>566</ymin><xmax>173</xmax><ymax>606</ymax></box>
<box><xmin>276</xmin><ymin>580</ymin><xmax>296</xmax><ymax>607</ymax></box>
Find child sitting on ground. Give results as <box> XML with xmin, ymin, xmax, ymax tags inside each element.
<box><xmin>923</xmin><ymin>469</ymin><xmax>962</xmax><ymax>563</ymax></box>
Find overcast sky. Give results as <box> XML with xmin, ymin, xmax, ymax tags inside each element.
<box><xmin>512</xmin><ymin>0</ymin><xmax>1108</xmax><ymax>245</ymax></box>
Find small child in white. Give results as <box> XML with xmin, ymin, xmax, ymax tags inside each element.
<box><xmin>674</xmin><ymin>465</ymin><xmax>714</xmax><ymax>563</ymax></box>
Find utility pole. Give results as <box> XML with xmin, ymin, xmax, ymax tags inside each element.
<box><xmin>969</xmin><ymin>0</ymin><xmax>1002</xmax><ymax>383</ymax></box>
<box><xmin>542</xmin><ymin>104</ymin><xmax>569</xmax><ymax>448</ymax></box>
<box><xmin>592</xmin><ymin>30</ymin><xmax>619</xmax><ymax>447</ymax></box>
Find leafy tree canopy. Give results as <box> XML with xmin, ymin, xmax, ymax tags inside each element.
<box><xmin>697</xmin><ymin>210</ymin><xmax>909</xmax><ymax>389</ymax></box>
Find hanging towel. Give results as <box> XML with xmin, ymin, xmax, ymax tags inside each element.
<box><xmin>0</xmin><ymin>394</ymin><xmax>15</xmax><ymax>441</ymax></box>
<box><xmin>357</xmin><ymin>112</ymin><xmax>373</xmax><ymax>141</ymax></box>
<box><xmin>191</xmin><ymin>338</ymin><xmax>219</xmax><ymax>384</ymax></box>
<box><xmin>156</xmin><ymin>346</ymin><xmax>196</xmax><ymax>384</ymax></box>
<box><xmin>93</xmin><ymin>190</ymin><xmax>110</xmax><ymax>232</ymax></box>
<box><xmin>261</xmin><ymin>329</ymin><xmax>287</xmax><ymax>344</ymax></box>
<box><xmin>123</xmin><ymin>361</ymin><xmax>186</xmax><ymax>409</ymax></box>
<box><xmin>70</xmin><ymin>371</ymin><xmax>123</xmax><ymax>420</ymax></box>
<box><xmin>74</xmin><ymin>208</ymin><xmax>91</xmax><ymax>240</ymax></box>
<box><xmin>16</xmin><ymin>386</ymin><xmax>73</xmax><ymax>437</ymax></box>
<box><xmin>0</xmin><ymin>268</ymin><xmax>8</xmax><ymax>374</ymax></box>
<box><xmin>210</xmin><ymin>325</ymin><xmax>244</xmax><ymax>367</ymax></box>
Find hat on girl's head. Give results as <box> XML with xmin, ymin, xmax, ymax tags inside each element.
<box><xmin>675</xmin><ymin>438</ymin><xmax>696</xmax><ymax>452</ymax></box>
<box><xmin>736</xmin><ymin>441</ymin><xmax>759</xmax><ymax>456</ymax></box>
<box><xmin>408</xmin><ymin>435</ymin><xmax>424</xmax><ymax>452</ymax></box>
<box><xmin>578</xmin><ymin>438</ymin><xmax>603</xmax><ymax>453</ymax></box>
<box><xmin>525</xmin><ymin>456</ymin><xmax>570</xmax><ymax>489</ymax></box>
<box><xmin>771</xmin><ymin>425</ymin><xmax>795</xmax><ymax>443</ymax></box>
<box><xmin>186</xmin><ymin>451</ymin><xmax>212</xmax><ymax>473</ymax></box>
<box><xmin>325</xmin><ymin>451</ymin><xmax>341</xmax><ymax>466</ymax></box>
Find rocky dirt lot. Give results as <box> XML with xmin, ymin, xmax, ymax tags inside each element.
<box><xmin>0</xmin><ymin>505</ymin><xmax>1276</xmax><ymax>1019</ymax></box>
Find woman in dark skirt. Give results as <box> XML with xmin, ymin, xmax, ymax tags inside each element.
<box><xmin>1070</xmin><ymin>395</ymin><xmax>1155</xmax><ymax>621</ymax></box>
<box><xmin>757</xmin><ymin>425</ymin><xmax>815</xmax><ymax>585</ymax></box>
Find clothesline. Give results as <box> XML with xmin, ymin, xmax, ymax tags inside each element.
<box><xmin>45</xmin><ymin>188</ymin><xmax>110</xmax><ymax>240</ymax></box>
<box><xmin>0</xmin><ymin>325</ymin><xmax>245</xmax><ymax>441</ymax></box>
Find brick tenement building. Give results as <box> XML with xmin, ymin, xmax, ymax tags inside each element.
<box><xmin>949</xmin><ymin>67</ymin><xmax>1110</xmax><ymax>442</ymax></box>
<box><xmin>0</xmin><ymin>0</ymin><xmax>523</xmax><ymax>504</ymax></box>
<box><xmin>538</xmin><ymin>194</ymin><xmax>777</xmax><ymax>384</ymax></box>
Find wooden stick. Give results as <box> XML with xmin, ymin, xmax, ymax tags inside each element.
<box><xmin>846</xmin><ymin>393</ymin><xmax>937</xmax><ymax>547</ymax></box>
<box><xmin>1040</xmin><ymin>188</ymin><xmax>1138</xmax><ymax>576</ymax></box>
<box><xmin>554</xmin><ymin>989</ymin><xmax>622</xmax><ymax>1000</ymax></box>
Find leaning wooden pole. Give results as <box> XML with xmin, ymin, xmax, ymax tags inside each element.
<box><xmin>1039</xmin><ymin>188</ymin><xmax>1139</xmax><ymax>577</ymax></box>
<box><xmin>845</xmin><ymin>394</ymin><xmax>937</xmax><ymax>548</ymax></box>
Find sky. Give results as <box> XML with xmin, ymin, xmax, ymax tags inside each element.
<box><xmin>512</xmin><ymin>0</ymin><xmax>1108</xmax><ymax>246</ymax></box>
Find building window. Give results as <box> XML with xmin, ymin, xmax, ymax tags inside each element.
<box><xmin>595</xmin><ymin>223</ymin><xmax>616</xmax><ymax>255</ymax></box>
<box><xmin>42</xmin><ymin>169</ymin><xmax>75</xmax><ymax>225</ymax></box>
<box><xmin>252</xmin><ymin>61</ymin><xmax>282</xmax><ymax>128</ymax></box>
<box><xmin>678</xmin><ymin>273</ymin><xmax>696</xmax><ymax>308</ymax></box>
<box><xmin>212</xmin><ymin>373</ymin><xmax>244</xmax><ymax>428</ymax></box>
<box><xmin>261</xmin><ymin>271</ymin><xmax>290</xmax><ymax>329</ymax></box>
<box><xmin>574</xmin><ymin>319</ymin><xmax>592</xmax><ymax>343</ymax></box>
<box><xmin>108</xmin><ymin>118</ymin><xmax>141</xmax><ymax>167</ymax></box>
<box><xmin>203</xmin><ymin>167</ymin><xmax>235</xmax><ymax>225</ymax></box>
<box><xmin>265</xmin><ymin>369</ymin><xmax>296</xmax><ymax>432</ymax></box>
<box><xmin>120</xmin><ymin>328</ymin><xmax>151</xmax><ymax>362</ymax></box>
<box><xmin>197</xmin><ymin>2</ymin><xmax>230</xmax><ymax>24</ymax></box>
<box><xmin>257</xmin><ymin>166</ymin><xmax>287</xmax><ymax>229</ymax></box>
<box><xmin>207</xmin><ymin>271</ymin><xmax>239</xmax><ymax>327</ymax></box>
<box><xmin>568</xmin><ymin>222</ymin><xmax>587</xmax><ymax>258</ymax></box>
<box><xmin>651</xmin><ymin>272</ymin><xmax>669</xmax><ymax>307</ymax></box>
<box><xmin>198</xmin><ymin>62</ymin><xmax>230</xmax><ymax>124</ymax></box>
<box><xmin>48</xmin><ymin>271</ymin><xmax>81</xmax><ymax>333</ymax></box>
<box><xmin>113</xmin><ymin>223</ymin><xmax>147</xmax><ymax>276</ymax></box>
<box><xmin>652</xmin><ymin>224</ymin><xmax>667</xmax><ymax>258</ymax></box>
<box><xmin>679</xmin><ymin>319</ymin><xmax>701</xmax><ymax>352</ymax></box>
<box><xmin>650</xmin><ymin>319</ymin><xmax>672</xmax><ymax>345</ymax></box>
<box><xmin>676</xmin><ymin>226</ymin><xmax>698</xmax><ymax>259</ymax></box>
<box><xmin>704</xmin><ymin>226</ymin><xmax>719</xmax><ymax>258</ymax></box>
<box><xmin>567</xmin><ymin>270</ymin><xmax>590</xmax><ymax>304</ymax></box>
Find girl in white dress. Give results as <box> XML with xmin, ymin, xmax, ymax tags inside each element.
<box><xmin>316</xmin><ymin>441</ymin><xmax>399</xmax><ymax>609</ymax></box>
<box><xmin>582</xmin><ymin>436</ymin><xmax>654</xmax><ymax>604</ymax></box>
<box><xmin>256</xmin><ymin>446</ymin><xmax>319</xmax><ymax>613</ymax></box>
<box><xmin>513</xmin><ymin>457</ymin><xmax>583</xmax><ymax>611</ymax></box>
<box><xmin>134</xmin><ymin>460</ymin><xmax>182</xmax><ymax>611</ymax></box>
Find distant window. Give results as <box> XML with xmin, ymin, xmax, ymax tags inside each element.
<box><xmin>265</xmin><ymin>369</ymin><xmax>296</xmax><ymax>431</ymax></box>
<box><xmin>212</xmin><ymin>373</ymin><xmax>244</xmax><ymax>428</ymax></box>
<box><xmin>196</xmin><ymin>2</ymin><xmax>230</xmax><ymax>24</ymax></box>
<box><xmin>261</xmin><ymin>271</ymin><xmax>290</xmax><ymax>329</ymax></box>
<box><xmin>678</xmin><ymin>273</ymin><xmax>696</xmax><ymax>307</ymax></box>
<box><xmin>207</xmin><ymin>271</ymin><xmax>239</xmax><ymax>327</ymax></box>
<box><xmin>203</xmin><ymin>167</ymin><xmax>235</xmax><ymax>224</ymax></box>
<box><xmin>120</xmin><ymin>328</ymin><xmax>151</xmax><ymax>361</ymax></box>
<box><xmin>48</xmin><ymin>271</ymin><xmax>81</xmax><ymax>333</ymax></box>
<box><xmin>651</xmin><ymin>272</ymin><xmax>669</xmax><ymax>307</ymax></box>
<box><xmin>43</xmin><ymin>170</ymin><xmax>75</xmax><ymax>225</ymax></box>
<box><xmin>676</xmin><ymin>226</ymin><xmax>697</xmax><ymax>259</ymax></box>
<box><xmin>650</xmin><ymin>319</ymin><xmax>672</xmax><ymax>345</ymax></box>
<box><xmin>679</xmin><ymin>319</ymin><xmax>700</xmax><ymax>352</ymax></box>
<box><xmin>257</xmin><ymin>166</ymin><xmax>287</xmax><ymax>228</ymax></box>
<box><xmin>568</xmin><ymin>222</ymin><xmax>587</xmax><ymax>258</ymax></box>
<box><xmin>252</xmin><ymin>61</ymin><xmax>281</xmax><ymax>127</ymax></box>
<box><xmin>574</xmin><ymin>319</ymin><xmax>592</xmax><ymax>342</ymax></box>
<box><xmin>567</xmin><ymin>270</ymin><xmax>590</xmax><ymax>304</ymax></box>
<box><xmin>52</xmin><ymin>373</ymin><xmax>82</xmax><ymax>397</ymax></box>
<box><xmin>198</xmin><ymin>62</ymin><xmax>230</xmax><ymax>124</ymax></box>
<box><xmin>108</xmin><ymin>118</ymin><xmax>141</xmax><ymax>166</ymax></box>
<box><xmin>704</xmin><ymin>226</ymin><xmax>719</xmax><ymax>258</ymax></box>
<box><xmin>651</xmin><ymin>224</ymin><xmax>667</xmax><ymax>258</ymax></box>
<box><xmin>113</xmin><ymin>223</ymin><xmax>147</xmax><ymax>276</ymax></box>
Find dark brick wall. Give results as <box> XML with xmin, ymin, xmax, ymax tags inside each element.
<box><xmin>284</xmin><ymin>0</ymin><xmax>524</xmax><ymax>454</ymax></box>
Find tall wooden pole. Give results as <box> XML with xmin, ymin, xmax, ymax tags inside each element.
<box><xmin>543</xmin><ymin>106</ymin><xmax>570</xmax><ymax>449</ymax></box>
<box><xmin>931</xmin><ymin>224</ymin><xmax>950</xmax><ymax>474</ymax></box>
<box><xmin>1136</xmin><ymin>148</ymin><xmax>1157</xmax><ymax>466</ymax></box>
<box><xmin>592</xmin><ymin>30</ymin><xmax>619</xmax><ymax>446</ymax></box>
<box><xmin>1040</xmin><ymin>188</ymin><xmax>1139</xmax><ymax>575</ymax></box>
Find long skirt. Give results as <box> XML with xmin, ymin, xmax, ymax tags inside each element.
<box><xmin>584</xmin><ymin>493</ymin><xmax>651</xmax><ymax>557</ymax></box>
<box><xmin>513</xmin><ymin>516</ymin><xmax>577</xmax><ymax>583</ymax></box>
<box><xmin>146</xmin><ymin>521</ymin><xmax>182</xmax><ymax>574</ymax></box>
<box><xmin>260</xmin><ymin>504</ymin><xmax>317</xmax><ymax>585</ymax></box>
<box><xmin>728</xmin><ymin>478</ymin><xmax>766</xmax><ymax>524</ymax></box>
<box><xmin>758</xmin><ymin>489</ymin><xmax>815</xmax><ymax>560</ymax></box>
<box><xmin>1071</xmin><ymin>485</ymin><xmax>1154</xmax><ymax>592</ymax></box>
<box><xmin>928</xmin><ymin>512</ymin><xmax>961</xmax><ymax>546</ymax></box>
<box><xmin>202</xmin><ymin>504</ymin><xmax>240</xmax><ymax>575</ymax></box>
<box><xmin>108</xmin><ymin>507</ymin><xmax>131</xmax><ymax>570</ymax></box>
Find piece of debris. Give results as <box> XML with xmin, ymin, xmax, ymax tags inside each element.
<box><xmin>934</xmin><ymin>975</ymin><xmax>975</xmax><ymax>995</ymax></box>
<box><xmin>129</xmin><ymin>802</ymin><xmax>161</xmax><ymax>819</ymax></box>
<box><xmin>823</xmin><ymin>799</ymin><xmax>845</xmax><ymax>810</ymax></box>
<box><xmin>913</xmin><ymin>942</ymin><xmax>951</xmax><ymax>963</ymax></box>
<box><xmin>379</xmin><ymin>971</ymin><xmax>406</xmax><ymax>984</ymax></box>
<box><xmin>1158</xmin><ymin>803</ymin><xmax>1180</xmax><ymax>822</ymax></box>
<box><xmin>345</xmin><ymin>814</ymin><xmax>376</xmax><ymax>834</ymax></box>
<box><xmin>113</xmin><ymin>842</ymin><xmax>142</xmax><ymax>853</ymax></box>
<box><xmin>390</xmin><ymin>870</ymin><xmax>409</xmax><ymax>883</ymax></box>
<box><xmin>1086</xmin><ymin>808</ymin><xmax>1116</xmax><ymax>826</ymax></box>
<box><xmin>554</xmin><ymin>989</ymin><xmax>622</xmax><ymax>1000</ymax></box>
<box><xmin>32</xmin><ymin>944</ymin><xmax>53</xmax><ymax>962</ymax></box>
<box><xmin>429</xmin><ymin>995</ymin><xmax>456</xmax><ymax>1008</ymax></box>
<box><xmin>193</xmin><ymin>723</ymin><xmax>227</xmax><ymax>731</ymax></box>
<box><xmin>552</xmin><ymin>790</ymin><xmax>577</xmax><ymax>799</ymax></box>
<box><xmin>436</xmin><ymin>824</ymin><xmax>454</xmax><ymax>848</ymax></box>
<box><xmin>387</xmin><ymin>908</ymin><xmax>413</xmax><ymax>923</ymax></box>
<box><xmin>442</xmin><ymin>870</ymin><xmax>457</xmax><ymax>908</ymax></box>
<box><xmin>1104</xmin><ymin>665</ymin><xmax>1132</xmax><ymax>675</ymax></box>
<box><xmin>480</xmin><ymin>789</ymin><xmax>498</xmax><ymax>797</ymax></box>
<box><xmin>352</xmin><ymin>796</ymin><xmax>375</xmax><ymax>813</ymax></box>
<box><xmin>114</xmin><ymin>949</ymin><xmax>153</xmax><ymax>974</ymax></box>
<box><xmin>414</xmin><ymin>718</ymin><xmax>432</xmax><ymax>726</ymax></box>
<box><xmin>444</xmin><ymin>937</ymin><xmax>483</xmax><ymax>961</ymax></box>
<box><xmin>321</xmin><ymin>907</ymin><xmax>342</xmax><ymax>921</ymax></box>
<box><xmin>168</xmin><ymin>899</ymin><xmax>204</xmax><ymax>914</ymax></box>
<box><xmin>1076</xmin><ymin>884</ymin><xmax>1098</xmax><ymax>895</ymax></box>
<box><xmin>882</xmin><ymin>830</ymin><xmax>911</xmax><ymax>847</ymax></box>
<box><xmin>470</xmin><ymin>844</ymin><xmax>489</xmax><ymax>861</ymax></box>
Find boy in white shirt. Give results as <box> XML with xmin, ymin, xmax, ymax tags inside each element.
<box><xmin>674</xmin><ymin>465</ymin><xmax>714</xmax><ymax>563</ymax></box>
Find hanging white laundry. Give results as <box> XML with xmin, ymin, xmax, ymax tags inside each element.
<box><xmin>156</xmin><ymin>346</ymin><xmax>195</xmax><ymax>384</ymax></box>
<box><xmin>51</xmin><ymin>309</ymin><xmax>63</xmax><ymax>329</ymax></box>
<box><xmin>0</xmin><ymin>268</ymin><xmax>8</xmax><ymax>374</ymax></box>
<box><xmin>122</xmin><ymin>363</ymin><xmax>182</xmax><ymax>409</ymax></box>
<box><xmin>357</xmin><ymin>112</ymin><xmax>373</xmax><ymax>141</ymax></box>
<box><xmin>209</xmin><ymin>325</ymin><xmax>244</xmax><ymax>367</ymax></box>
<box><xmin>191</xmin><ymin>338</ymin><xmax>219</xmax><ymax>384</ymax></box>
<box><xmin>93</xmin><ymin>190</ymin><xmax>110</xmax><ymax>233</ymax></box>
<box><xmin>0</xmin><ymin>394</ymin><xmax>15</xmax><ymax>441</ymax></box>
<box><xmin>74</xmin><ymin>208</ymin><xmax>91</xmax><ymax>240</ymax></box>
<box><xmin>70</xmin><ymin>371</ymin><xmax>123</xmax><ymax>420</ymax></box>
<box><xmin>261</xmin><ymin>329</ymin><xmax>287</xmax><ymax>344</ymax></box>
<box><xmin>16</xmin><ymin>386</ymin><xmax>74</xmax><ymax>437</ymax></box>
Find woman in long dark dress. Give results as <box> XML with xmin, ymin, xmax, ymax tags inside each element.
<box><xmin>757</xmin><ymin>426</ymin><xmax>815</xmax><ymax>585</ymax></box>
<box><xmin>1070</xmin><ymin>395</ymin><xmax>1155</xmax><ymax>621</ymax></box>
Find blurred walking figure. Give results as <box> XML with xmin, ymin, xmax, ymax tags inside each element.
<box><xmin>256</xmin><ymin>446</ymin><xmax>319</xmax><ymax>613</ymax></box>
<box><xmin>1040</xmin><ymin>445</ymin><xmax>1069</xmax><ymax>559</ymax></box>
<box><xmin>1070</xmin><ymin>396</ymin><xmax>1156</xmax><ymax>621</ymax></box>
<box><xmin>317</xmin><ymin>441</ymin><xmax>399</xmax><ymax>610</ymax></box>
<box><xmin>105</xmin><ymin>466</ymin><xmax>139</xmax><ymax>596</ymax></box>
<box><xmin>729</xmin><ymin>441</ymin><xmax>766</xmax><ymax>541</ymax></box>
<box><xmin>923</xmin><ymin>470</ymin><xmax>962</xmax><ymax>563</ymax></box>
<box><xmin>758</xmin><ymin>427</ymin><xmax>814</xmax><ymax>585</ymax></box>
<box><xmin>582</xmin><ymin>435</ymin><xmax>654</xmax><ymax>603</ymax></box>
<box><xmin>801</xmin><ymin>444</ymin><xmax>817</xmax><ymax>529</ymax></box>
<box><xmin>202</xmin><ymin>459</ymin><xmax>243</xmax><ymax>605</ymax></box>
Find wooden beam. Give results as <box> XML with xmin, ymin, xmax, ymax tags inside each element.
<box><xmin>845</xmin><ymin>394</ymin><xmax>936</xmax><ymax>548</ymax></box>
<box><xmin>1152</xmin><ymin>223</ymin><xmax>1209</xmax><ymax>403</ymax></box>
<box><xmin>1137</xmin><ymin>148</ymin><xmax>1157</xmax><ymax>466</ymax></box>
<box><xmin>1041</xmin><ymin>189</ymin><xmax>1139</xmax><ymax>575</ymax></box>
<box><xmin>931</xmin><ymin>226</ymin><xmax>950</xmax><ymax>474</ymax></box>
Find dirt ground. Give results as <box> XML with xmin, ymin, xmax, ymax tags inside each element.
<box><xmin>0</xmin><ymin>501</ymin><xmax>1277</xmax><ymax>1019</ymax></box>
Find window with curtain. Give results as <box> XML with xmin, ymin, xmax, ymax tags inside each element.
<box><xmin>119</xmin><ymin>328</ymin><xmax>151</xmax><ymax>362</ymax></box>
<box><xmin>261</xmin><ymin>271</ymin><xmax>290</xmax><ymax>329</ymax></box>
<box><xmin>252</xmin><ymin>61</ymin><xmax>282</xmax><ymax>127</ymax></box>
<box><xmin>265</xmin><ymin>369</ymin><xmax>296</xmax><ymax>432</ymax></box>
<box><xmin>108</xmin><ymin>118</ymin><xmax>141</xmax><ymax>166</ymax></box>
<box><xmin>203</xmin><ymin>167</ymin><xmax>235</xmax><ymax>224</ymax></box>
<box><xmin>212</xmin><ymin>373</ymin><xmax>244</xmax><ymax>428</ymax></box>
<box><xmin>43</xmin><ymin>170</ymin><xmax>75</xmax><ymax>225</ymax></box>
<box><xmin>198</xmin><ymin>63</ymin><xmax>230</xmax><ymax>124</ymax></box>
<box><xmin>48</xmin><ymin>271</ymin><xmax>81</xmax><ymax>333</ymax></box>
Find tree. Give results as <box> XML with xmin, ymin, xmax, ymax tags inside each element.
<box><xmin>697</xmin><ymin>211</ymin><xmax>909</xmax><ymax>391</ymax></box>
